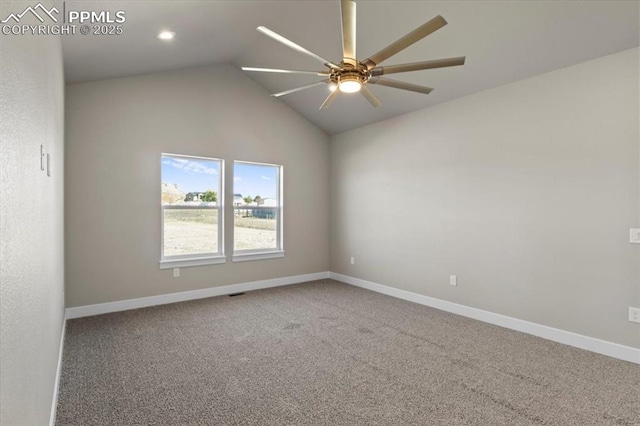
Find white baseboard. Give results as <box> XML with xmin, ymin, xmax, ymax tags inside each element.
<box><xmin>329</xmin><ymin>272</ymin><xmax>640</xmax><ymax>365</ymax></box>
<box><xmin>49</xmin><ymin>313</ymin><xmax>66</xmax><ymax>426</ymax></box>
<box><xmin>65</xmin><ymin>272</ymin><xmax>330</xmax><ymax>319</ymax></box>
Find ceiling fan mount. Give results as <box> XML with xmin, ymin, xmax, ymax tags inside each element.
<box><xmin>243</xmin><ymin>0</ymin><xmax>466</xmax><ymax>109</ymax></box>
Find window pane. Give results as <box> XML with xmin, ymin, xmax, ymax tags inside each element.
<box><xmin>233</xmin><ymin>162</ymin><xmax>280</xmax><ymax>252</ymax></box>
<box><xmin>163</xmin><ymin>208</ymin><xmax>218</xmax><ymax>256</ymax></box>
<box><xmin>233</xmin><ymin>163</ymin><xmax>278</xmax><ymax>208</ymax></box>
<box><xmin>161</xmin><ymin>154</ymin><xmax>221</xmax><ymax>258</ymax></box>
<box><xmin>161</xmin><ymin>155</ymin><xmax>220</xmax><ymax>206</ymax></box>
<box><xmin>234</xmin><ymin>209</ymin><xmax>277</xmax><ymax>251</ymax></box>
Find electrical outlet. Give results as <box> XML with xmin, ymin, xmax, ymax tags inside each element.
<box><xmin>173</xmin><ymin>268</ymin><xmax>180</xmax><ymax>278</ymax></box>
<box><xmin>629</xmin><ymin>307</ymin><xmax>640</xmax><ymax>323</ymax></box>
<box><xmin>350</xmin><ymin>257</ymin><xmax>355</xmax><ymax>265</ymax></box>
<box><xmin>449</xmin><ymin>275</ymin><xmax>457</xmax><ymax>286</ymax></box>
<box><xmin>630</xmin><ymin>228</ymin><xmax>640</xmax><ymax>244</ymax></box>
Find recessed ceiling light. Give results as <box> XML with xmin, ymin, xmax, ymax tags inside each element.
<box><xmin>157</xmin><ymin>31</ymin><xmax>175</xmax><ymax>41</ymax></box>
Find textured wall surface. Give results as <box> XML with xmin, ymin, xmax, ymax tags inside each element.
<box><xmin>65</xmin><ymin>64</ymin><xmax>330</xmax><ymax>307</ymax></box>
<box><xmin>0</xmin><ymin>31</ymin><xmax>65</xmax><ymax>425</ymax></box>
<box><xmin>331</xmin><ymin>48</ymin><xmax>640</xmax><ymax>348</ymax></box>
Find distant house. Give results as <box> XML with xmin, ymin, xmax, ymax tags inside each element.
<box><xmin>233</xmin><ymin>193</ymin><xmax>244</xmax><ymax>206</ymax></box>
<box><xmin>254</xmin><ymin>198</ymin><xmax>277</xmax><ymax>219</ymax></box>
<box><xmin>185</xmin><ymin>192</ymin><xmax>205</xmax><ymax>202</ymax></box>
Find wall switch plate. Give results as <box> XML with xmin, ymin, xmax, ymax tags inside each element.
<box><xmin>173</xmin><ymin>268</ymin><xmax>180</xmax><ymax>278</ymax></box>
<box><xmin>629</xmin><ymin>307</ymin><xmax>640</xmax><ymax>323</ymax></box>
<box><xmin>449</xmin><ymin>275</ymin><xmax>457</xmax><ymax>286</ymax></box>
<box><xmin>350</xmin><ymin>257</ymin><xmax>355</xmax><ymax>265</ymax></box>
<box><xmin>630</xmin><ymin>229</ymin><xmax>640</xmax><ymax>244</ymax></box>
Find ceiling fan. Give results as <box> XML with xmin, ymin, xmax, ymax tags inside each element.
<box><xmin>242</xmin><ymin>0</ymin><xmax>465</xmax><ymax>109</ymax></box>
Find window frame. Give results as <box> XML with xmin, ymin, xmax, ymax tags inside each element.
<box><xmin>232</xmin><ymin>160</ymin><xmax>284</xmax><ymax>262</ymax></box>
<box><xmin>159</xmin><ymin>153</ymin><xmax>225</xmax><ymax>269</ymax></box>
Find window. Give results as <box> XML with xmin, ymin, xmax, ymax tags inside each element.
<box><xmin>233</xmin><ymin>161</ymin><xmax>283</xmax><ymax>261</ymax></box>
<box><xmin>160</xmin><ymin>154</ymin><xmax>224</xmax><ymax>268</ymax></box>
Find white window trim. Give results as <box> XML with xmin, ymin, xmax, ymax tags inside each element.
<box><xmin>160</xmin><ymin>255</ymin><xmax>227</xmax><ymax>269</ymax></box>
<box><xmin>160</xmin><ymin>154</ymin><xmax>225</xmax><ymax>268</ymax></box>
<box><xmin>232</xmin><ymin>161</ymin><xmax>283</xmax><ymax>260</ymax></box>
<box><xmin>232</xmin><ymin>250</ymin><xmax>284</xmax><ymax>263</ymax></box>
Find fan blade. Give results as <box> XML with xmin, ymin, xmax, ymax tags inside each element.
<box><xmin>360</xmin><ymin>85</ymin><xmax>381</xmax><ymax>108</ymax></box>
<box><xmin>242</xmin><ymin>67</ymin><xmax>330</xmax><ymax>76</ymax></box>
<box><xmin>341</xmin><ymin>0</ymin><xmax>356</xmax><ymax>66</ymax></box>
<box><xmin>371</xmin><ymin>57</ymin><xmax>465</xmax><ymax>76</ymax></box>
<box><xmin>319</xmin><ymin>88</ymin><xmax>340</xmax><ymax>109</ymax></box>
<box><xmin>257</xmin><ymin>26</ymin><xmax>341</xmax><ymax>70</ymax></box>
<box><xmin>362</xmin><ymin>15</ymin><xmax>448</xmax><ymax>69</ymax></box>
<box><xmin>272</xmin><ymin>81</ymin><xmax>328</xmax><ymax>98</ymax></box>
<box><xmin>368</xmin><ymin>77</ymin><xmax>433</xmax><ymax>95</ymax></box>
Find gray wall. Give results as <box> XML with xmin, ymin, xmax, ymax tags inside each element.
<box><xmin>65</xmin><ymin>64</ymin><xmax>330</xmax><ymax>307</ymax></box>
<box><xmin>330</xmin><ymin>48</ymin><xmax>640</xmax><ymax>348</ymax></box>
<box><xmin>0</xmin><ymin>33</ymin><xmax>65</xmax><ymax>425</ymax></box>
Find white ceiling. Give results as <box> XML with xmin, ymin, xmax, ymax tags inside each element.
<box><xmin>62</xmin><ymin>1</ymin><xmax>639</xmax><ymax>135</ymax></box>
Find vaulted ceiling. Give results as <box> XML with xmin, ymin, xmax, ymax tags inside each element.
<box><xmin>62</xmin><ymin>1</ymin><xmax>639</xmax><ymax>135</ymax></box>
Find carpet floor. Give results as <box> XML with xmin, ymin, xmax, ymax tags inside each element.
<box><xmin>56</xmin><ymin>279</ymin><xmax>639</xmax><ymax>425</ymax></box>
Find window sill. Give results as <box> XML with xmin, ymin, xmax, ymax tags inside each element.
<box><xmin>232</xmin><ymin>251</ymin><xmax>285</xmax><ymax>263</ymax></box>
<box><xmin>159</xmin><ymin>255</ymin><xmax>226</xmax><ymax>269</ymax></box>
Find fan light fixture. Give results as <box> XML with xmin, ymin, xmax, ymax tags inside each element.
<box><xmin>339</xmin><ymin>77</ymin><xmax>362</xmax><ymax>93</ymax></box>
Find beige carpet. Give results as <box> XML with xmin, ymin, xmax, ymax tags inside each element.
<box><xmin>56</xmin><ymin>279</ymin><xmax>639</xmax><ymax>425</ymax></box>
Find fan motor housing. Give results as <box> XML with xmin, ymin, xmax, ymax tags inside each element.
<box><xmin>329</xmin><ymin>64</ymin><xmax>370</xmax><ymax>86</ymax></box>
